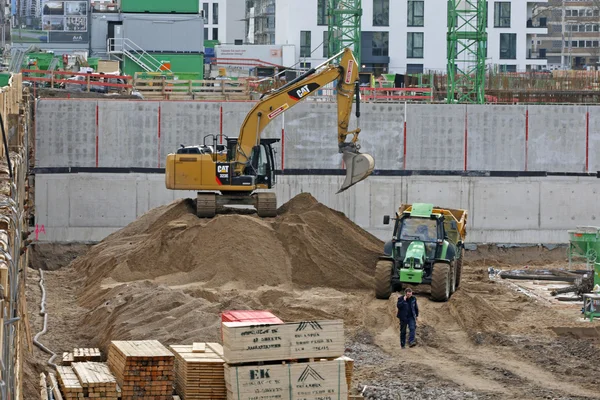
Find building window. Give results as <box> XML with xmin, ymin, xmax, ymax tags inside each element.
<box><xmin>407</xmin><ymin>1</ymin><xmax>424</xmax><ymax>27</ymax></box>
<box><xmin>494</xmin><ymin>2</ymin><xmax>510</xmax><ymax>28</ymax></box>
<box><xmin>406</xmin><ymin>64</ymin><xmax>423</xmax><ymax>74</ymax></box>
<box><xmin>212</xmin><ymin>3</ymin><xmax>218</xmax><ymax>24</ymax></box>
<box><xmin>203</xmin><ymin>3</ymin><xmax>209</xmax><ymax>21</ymax></box>
<box><xmin>500</xmin><ymin>65</ymin><xmax>516</xmax><ymax>72</ymax></box>
<box><xmin>373</xmin><ymin>0</ymin><xmax>389</xmax><ymax>26</ymax></box>
<box><xmin>372</xmin><ymin>31</ymin><xmax>389</xmax><ymax>56</ymax></box>
<box><xmin>323</xmin><ymin>31</ymin><xmax>329</xmax><ymax>58</ymax></box>
<box><xmin>499</xmin><ymin>33</ymin><xmax>516</xmax><ymax>59</ymax></box>
<box><xmin>407</xmin><ymin>32</ymin><xmax>424</xmax><ymax>58</ymax></box>
<box><xmin>204</xmin><ymin>27</ymin><xmax>208</xmax><ymax>40</ymax></box>
<box><xmin>300</xmin><ymin>31</ymin><xmax>311</xmax><ymax>57</ymax></box>
<box><xmin>317</xmin><ymin>0</ymin><xmax>327</xmax><ymax>25</ymax></box>
<box><xmin>213</xmin><ymin>27</ymin><xmax>218</xmax><ymax>41</ymax></box>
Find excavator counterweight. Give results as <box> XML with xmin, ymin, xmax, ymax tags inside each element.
<box><xmin>165</xmin><ymin>48</ymin><xmax>375</xmax><ymax>217</ymax></box>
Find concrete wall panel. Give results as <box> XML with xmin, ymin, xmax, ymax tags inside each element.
<box><xmin>467</xmin><ymin>105</ymin><xmax>526</xmax><ymax>170</ymax></box>
<box><xmin>405</xmin><ymin>104</ymin><xmax>466</xmax><ymax>170</ymax></box>
<box><xmin>528</xmin><ymin>105</ymin><xmax>587</xmax><ymax>172</ymax></box>
<box><xmin>68</xmin><ymin>175</ymin><xmax>138</xmax><ymax>228</ymax></box>
<box><xmin>539</xmin><ymin>180</ymin><xmax>600</xmax><ymax>230</ymax></box>
<box><xmin>35</xmin><ymin>100</ymin><xmax>97</xmax><ymax>167</ymax></box>
<box><xmin>98</xmin><ymin>101</ymin><xmax>159</xmax><ymax>168</ymax></box>
<box><xmin>356</xmin><ymin>104</ymin><xmax>405</xmax><ymax>170</ymax></box>
<box><xmin>160</xmin><ymin>101</ymin><xmax>221</xmax><ymax>162</ymax></box>
<box><xmin>471</xmin><ymin>180</ymin><xmax>539</xmax><ymax>230</ymax></box>
<box><xmin>36</xmin><ymin>174</ymin><xmax>600</xmax><ymax>244</ymax></box>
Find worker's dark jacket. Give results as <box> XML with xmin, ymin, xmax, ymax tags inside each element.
<box><xmin>396</xmin><ymin>296</ymin><xmax>419</xmax><ymax>322</ymax></box>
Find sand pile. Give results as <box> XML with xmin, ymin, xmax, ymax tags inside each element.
<box><xmin>72</xmin><ymin>193</ymin><xmax>383</xmax><ymax>293</ymax></box>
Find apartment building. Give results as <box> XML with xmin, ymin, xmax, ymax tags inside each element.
<box><xmin>537</xmin><ymin>0</ymin><xmax>600</xmax><ymax>70</ymax></box>
<box><xmin>273</xmin><ymin>0</ymin><xmax>548</xmax><ymax>74</ymax></box>
<box><xmin>201</xmin><ymin>0</ymin><xmax>245</xmax><ymax>43</ymax></box>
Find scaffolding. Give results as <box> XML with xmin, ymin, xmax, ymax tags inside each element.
<box><xmin>244</xmin><ymin>0</ymin><xmax>275</xmax><ymax>45</ymax></box>
<box><xmin>327</xmin><ymin>0</ymin><xmax>362</xmax><ymax>65</ymax></box>
<box><xmin>447</xmin><ymin>0</ymin><xmax>487</xmax><ymax>103</ymax></box>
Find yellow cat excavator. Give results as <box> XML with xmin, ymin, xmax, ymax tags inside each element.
<box><xmin>165</xmin><ymin>47</ymin><xmax>375</xmax><ymax>217</ymax></box>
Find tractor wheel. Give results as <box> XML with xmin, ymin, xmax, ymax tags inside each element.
<box><xmin>455</xmin><ymin>253</ymin><xmax>463</xmax><ymax>289</ymax></box>
<box><xmin>375</xmin><ymin>260</ymin><xmax>393</xmax><ymax>300</ymax></box>
<box><xmin>449</xmin><ymin>263</ymin><xmax>457</xmax><ymax>295</ymax></box>
<box><xmin>431</xmin><ymin>264</ymin><xmax>451</xmax><ymax>302</ymax></box>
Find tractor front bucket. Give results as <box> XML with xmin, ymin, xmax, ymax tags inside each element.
<box><xmin>338</xmin><ymin>151</ymin><xmax>375</xmax><ymax>193</ymax></box>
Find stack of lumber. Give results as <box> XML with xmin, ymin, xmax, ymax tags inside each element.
<box><xmin>338</xmin><ymin>355</ymin><xmax>355</xmax><ymax>394</ymax></box>
<box><xmin>107</xmin><ymin>340</ymin><xmax>175</xmax><ymax>400</ymax></box>
<box><xmin>56</xmin><ymin>362</ymin><xmax>120</xmax><ymax>400</ymax></box>
<box><xmin>73</xmin><ymin>362</ymin><xmax>120</xmax><ymax>399</ymax></box>
<box><xmin>62</xmin><ymin>352</ymin><xmax>75</xmax><ymax>366</ymax></box>
<box><xmin>62</xmin><ymin>347</ymin><xmax>101</xmax><ymax>366</ymax></box>
<box><xmin>56</xmin><ymin>366</ymin><xmax>84</xmax><ymax>399</ymax></box>
<box><xmin>74</xmin><ymin>348</ymin><xmax>102</xmax><ymax>362</ymax></box>
<box><xmin>169</xmin><ymin>342</ymin><xmax>226</xmax><ymax>400</ymax></box>
<box><xmin>222</xmin><ymin>319</ymin><xmax>348</xmax><ymax>400</ymax></box>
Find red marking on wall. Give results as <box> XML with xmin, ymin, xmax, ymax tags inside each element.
<box><xmin>95</xmin><ymin>104</ymin><xmax>99</xmax><ymax>167</ymax></box>
<box><xmin>35</xmin><ymin>224</ymin><xmax>46</xmax><ymax>241</ymax></box>
<box><xmin>464</xmin><ymin>109</ymin><xmax>468</xmax><ymax>171</ymax></box>
<box><xmin>281</xmin><ymin>127</ymin><xmax>285</xmax><ymax>170</ymax></box>
<box><xmin>403</xmin><ymin>120</ymin><xmax>407</xmax><ymax>170</ymax></box>
<box><xmin>525</xmin><ymin>109</ymin><xmax>529</xmax><ymax>171</ymax></box>
<box><xmin>586</xmin><ymin>111</ymin><xmax>590</xmax><ymax>172</ymax></box>
<box><xmin>220</xmin><ymin>106</ymin><xmax>223</xmax><ymax>144</ymax></box>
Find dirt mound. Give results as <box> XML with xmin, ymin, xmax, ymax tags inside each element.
<box><xmin>72</xmin><ymin>194</ymin><xmax>383</xmax><ymax>294</ymax></box>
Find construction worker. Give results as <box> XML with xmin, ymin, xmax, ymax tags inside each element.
<box><xmin>396</xmin><ymin>288</ymin><xmax>419</xmax><ymax>348</ymax></box>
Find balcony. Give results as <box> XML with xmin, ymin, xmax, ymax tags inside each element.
<box><xmin>527</xmin><ymin>18</ymin><xmax>547</xmax><ymax>29</ymax></box>
<box><xmin>527</xmin><ymin>49</ymin><xmax>548</xmax><ymax>65</ymax></box>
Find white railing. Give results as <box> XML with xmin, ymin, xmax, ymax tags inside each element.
<box><xmin>107</xmin><ymin>38</ymin><xmax>173</xmax><ymax>73</ymax></box>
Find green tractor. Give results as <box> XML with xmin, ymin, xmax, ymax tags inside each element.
<box><xmin>375</xmin><ymin>203</ymin><xmax>468</xmax><ymax>302</ymax></box>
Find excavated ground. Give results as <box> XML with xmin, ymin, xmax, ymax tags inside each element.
<box><xmin>23</xmin><ymin>194</ymin><xmax>600</xmax><ymax>400</ymax></box>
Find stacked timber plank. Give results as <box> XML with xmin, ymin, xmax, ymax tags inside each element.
<box><xmin>73</xmin><ymin>348</ymin><xmax>102</xmax><ymax>362</ymax></box>
<box><xmin>107</xmin><ymin>340</ymin><xmax>175</xmax><ymax>399</ymax></box>
<box><xmin>169</xmin><ymin>342</ymin><xmax>226</xmax><ymax>400</ymax></box>
<box><xmin>222</xmin><ymin>319</ymin><xmax>350</xmax><ymax>400</ymax></box>
<box><xmin>73</xmin><ymin>362</ymin><xmax>121</xmax><ymax>399</ymax></box>
<box><xmin>56</xmin><ymin>366</ymin><xmax>84</xmax><ymax>399</ymax></box>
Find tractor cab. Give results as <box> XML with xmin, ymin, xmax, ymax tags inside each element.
<box><xmin>384</xmin><ymin>204</ymin><xmax>452</xmax><ymax>283</ymax></box>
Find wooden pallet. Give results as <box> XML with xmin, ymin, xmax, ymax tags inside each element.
<box><xmin>224</xmin><ymin>359</ymin><xmax>348</xmax><ymax>400</ymax></box>
<box><xmin>73</xmin><ymin>362</ymin><xmax>120</xmax><ymax>399</ymax></box>
<box><xmin>107</xmin><ymin>340</ymin><xmax>174</xmax><ymax>400</ymax></box>
<box><xmin>222</xmin><ymin>320</ymin><xmax>345</xmax><ymax>364</ymax></box>
<box><xmin>170</xmin><ymin>343</ymin><xmax>226</xmax><ymax>400</ymax></box>
<box><xmin>62</xmin><ymin>352</ymin><xmax>74</xmax><ymax>366</ymax></box>
<box><xmin>73</xmin><ymin>348</ymin><xmax>101</xmax><ymax>362</ymax></box>
<box><xmin>56</xmin><ymin>366</ymin><xmax>83</xmax><ymax>400</ymax></box>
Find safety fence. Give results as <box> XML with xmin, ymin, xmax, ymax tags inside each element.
<box><xmin>0</xmin><ymin>73</ymin><xmax>29</xmax><ymax>400</ymax></box>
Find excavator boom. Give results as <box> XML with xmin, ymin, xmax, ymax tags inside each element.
<box><xmin>235</xmin><ymin>48</ymin><xmax>374</xmax><ymax>193</ymax></box>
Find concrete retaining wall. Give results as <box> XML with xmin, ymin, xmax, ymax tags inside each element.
<box><xmin>34</xmin><ymin>173</ymin><xmax>597</xmax><ymax>244</ymax></box>
<box><xmin>35</xmin><ymin>99</ymin><xmax>600</xmax><ymax>172</ymax></box>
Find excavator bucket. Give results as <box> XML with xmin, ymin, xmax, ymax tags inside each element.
<box><xmin>338</xmin><ymin>152</ymin><xmax>375</xmax><ymax>193</ymax></box>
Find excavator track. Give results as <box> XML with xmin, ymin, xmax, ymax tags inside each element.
<box><xmin>255</xmin><ymin>192</ymin><xmax>277</xmax><ymax>218</ymax></box>
<box><xmin>197</xmin><ymin>193</ymin><xmax>217</xmax><ymax>218</ymax></box>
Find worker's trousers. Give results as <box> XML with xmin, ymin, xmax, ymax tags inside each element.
<box><xmin>399</xmin><ymin>318</ymin><xmax>416</xmax><ymax>347</ymax></box>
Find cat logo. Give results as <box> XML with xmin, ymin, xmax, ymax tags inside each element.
<box><xmin>287</xmin><ymin>83</ymin><xmax>320</xmax><ymax>101</ymax></box>
<box><xmin>217</xmin><ymin>165</ymin><xmax>229</xmax><ymax>174</ymax></box>
<box><xmin>295</xmin><ymin>85</ymin><xmax>310</xmax><ymax>99</ymax></box>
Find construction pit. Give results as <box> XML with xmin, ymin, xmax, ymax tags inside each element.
<box><xmin>23</xmin><ymin>193</ymin><xmax>600</xmax><ymax>400</ymax></box>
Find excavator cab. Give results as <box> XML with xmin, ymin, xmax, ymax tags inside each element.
<box><xmin>226</xmin><ymin>138</ymin><xmax>279</xmax><ymax>189</ymax></box>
